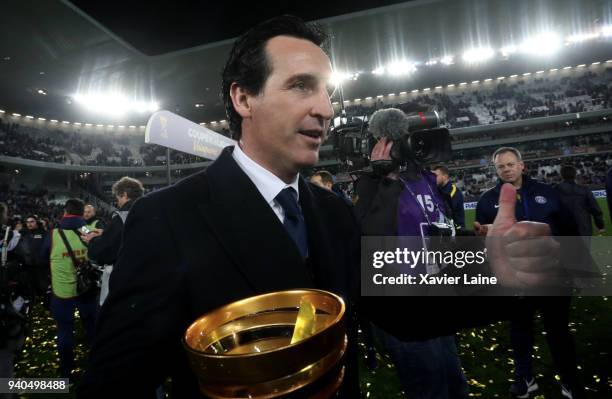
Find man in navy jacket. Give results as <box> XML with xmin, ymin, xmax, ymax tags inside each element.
<box><xmin>475</xmin><ymin>147</ymin><xmax>583</xmax><ymax>399</ymax></box>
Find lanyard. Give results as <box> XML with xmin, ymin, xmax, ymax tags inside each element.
<box><xmin>398</xmin><ymin>175</ymin><xmax>451</xmax><ymax>227</ymax></box>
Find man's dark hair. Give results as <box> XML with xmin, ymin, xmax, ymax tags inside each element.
<box><xmin>65</xmin><ymin>199</ymin><xmax>84</xmax><ymax>216</ymax></box>
<box><xmin>312</xmin><ymin>170</ymin><xmax>334</xmax><ymax>186</ymax></box>
<box><xmin>222</xmin><ymin>15</ymin><xmax>328</xmax><ymax>139</ymax></box>
<box><xmin>561</xmin><ymin>164</ymin><xmax>577</xmax><ymax>181</ymax></box>
<box><xmin>112</xmin><ymin>177</ymin><xmax>145</xmax><ymax>200</ymax></box>
<box><xmin>432</xmin><ymin>165</ymin><xmax>450</xmax><ymax>176</ymax></box>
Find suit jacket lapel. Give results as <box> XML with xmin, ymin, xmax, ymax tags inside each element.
<box><xmin>196</xmin><ymin>147</ymin><xmax>315</xmax><ymax>292</ymax></box>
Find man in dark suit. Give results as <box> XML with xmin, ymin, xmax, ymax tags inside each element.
<box><xmin>78</xmin><ymin>16</ymin><xmax>358</xmax><ymax>398</ymax></box>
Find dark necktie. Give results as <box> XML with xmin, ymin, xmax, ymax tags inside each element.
<box><xmin>275</xmin><ymin>187</ymin><xmax>308</xmax><ymax>259</ymax></box>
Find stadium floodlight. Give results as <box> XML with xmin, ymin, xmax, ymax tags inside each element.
<box><xmin>536</xmin><ymin>70</ymin><xmax>545</xmax><ymax>74</ymax></box>
<box><xmin>522</xmin><ymin>72</ymin><xmax>531</xmax><ymax>76</ymax></box>
<box><xmin>459</xmin><ymin>82</ymin><xmax>467</xmax><ymax>86</ymax></box>
<box><xmin>96</xmin><ymin>124</ymin><xmax>103</xmax><ymax>127</ymax></box>
<box><xmin>607</xmin><ymin>59</ymin><xmax>612</xmax><ymax>63</ymax></box>
<box><xmin>12</xmin><ymin>113</ymin><xmax>21</xmax><ymax>117</ymax></box>
<box><xmin>365</xmin><ymin>96</ymin><xmax>373</xmax><ymax>100</ymax></box>
<box><xmin>330</xmin><ymin>71</ymin><xmax>354</xmax><ymax>86</ymax></box>
<box><xmin>376</xmin><ymin>94</ymin><xmax>384</xmax><ymax>98</ymax></box>
<box><xmin>25</xmin><ymin>115</ymin><xmax>33</xmax><ymax>119</ymax></box>
<box><xmin>386</xmin><ymin>60</ymin><xmax>417</xmax><ymax>76</ymax></box>
<box><xmin>462</xmin><ymin>47</ymin><xmax>494</xmax><ymax>63</ymax></box>
<box><xmin>510</xmin><ymin>74</ymin><xmax>518</xmax><ymax>78</ymax></box>
<box><xmin>471</xmin><ymin>80</ymin><xmax>480</xmax><ymax>84</ymax></box>
<box><xmin>388</xmin><ymin>93</ymin><xmax>395</xmax><ymax>96</ymax></box>
<box><xmin>220</xmin><ymin>120</ymin><xmax>226</xmax><ymax>123</ymax></box>
<box><xmin>435</xmin><ymin>85</ymin><xmax>443</xmax><ymax>89</ymax></box>
<box><xmin>549</xmin><ymin>68</ymin><xmax>558</xmax><ymax>72</ymax></box>
<box><xmin>591</xmin><ymin>62</ymin><xmax>601</xmax><ymax>65</ymax></box>
<box><xmin>37</xmin><ymin>89</ymin><xmax>47</xmax><ymax>95</ymax></box>
<box><xmin>62</xmin><ymin>121</ymin><xmax>70</xmax><ymax>124</ymax></box>
<box><xmin>399</xmin><ymin>91</ymin><xmax>407</xmax><ymax>95</ymax></box>
<box><xmin>411</xmin><ymin>89</ymin><xmax>419</xmax><ymax>93</ymax></box>
<box><xmin>519</xmin><ymin>32</ymin><xmax>561</xmax><ymax>55</ymax></box>
<box><xmin>484</xmin><ymin>78</ymin><xmax>492</xmax><ymax>82</ymax></box>
<box><xmin>497</xmin><ymin>76</ymin><xmax>505</xmax><ymax>80</ymax></box>
<box><xmin>602</xmin><ymin>25</ymin><xmax>612</xmax><ymax>37</ymax></box>
<box><xmin>500</xmin><ymin>44</ymin><xmax>518</xmax><ymax>57</ymax></box>
<box><xmin>343</xmin><ymin>100</ymin><xmax>350</xmax><ymax>104</ymax></box>
<box><xmin>0</xmin><ymin>110</ymin><xmax>4</xmax><ymax>113</ymax></box>
<box><xmin>566</xmin><ymin>32</ymin><xmax>600</xmax><ymax>43</ymax></box>
<box><xmin>139</xmin><ymin>126</ymin><xmax>145</xmax><ymax>129</ymax></box>
<box><xmin>107</xmin><ymin>124</ymin><xmax>114</xmax><ymax>128</ymax></box>
<box><xmin>440</xmin><ymin>55</ymin><xmax>454</xmax><ymax>65</ymax></box>
<box><xmin>332</xmin><ymin>101</ymin><xmax>339</xmax><ymax>105</ymax></box>
<box><xmin>372</xmin><ymin>66</ymin><xmax>385</xmax><ymax>75</ymax></box>
<box><xmin>85</xmin><ymin>123</ymin><xmax>92</xmax><ymax>127</ymax></box>
<box><xmin>74</xmin><ymin>122</ymin><xmax>82</xmax><ymax>126</ymax></box>
<box><xmin>73</xmin><ymin>93</ymin><xmax>159</xmax><ymax>115</ymax></box>
<box><xmin>38</xmin><ymin>117</ymin><xmax>46</xmax><ymax>121</ymax></box>
<box><xmin>576</xmin><ymin>64</ymin><xmax>586</xmax><ymax>68</ymax></box>
<box><xmin>563</xmin><ymin>66</ymin><xmax>572</xmax><ymax>69</ymax></box>
<box><xmin>50</xmin><ymin>119</ymin><xmax>58</xmax><ymax>123</ymax></box>
<box><xmin>425</xmin><ymin>59</ymin><xmax>438</xmax><ymax>66</ymax></box>
<box><xmin>354</xmin><ymin>98</ymin><xmax>361</xmax><ymax>102</ymax></box>
<box><xmin>447</xmin><ymin>83</ymin><xmax>456</xmax><ymax>88</ymax></box>
<box><xmin>423</xmin><ymin>88</ymin><xmax>430</xmax><ymax>91</ymax></box>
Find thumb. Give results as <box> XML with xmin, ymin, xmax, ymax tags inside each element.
<box><xmin>494</xmin><ymin>183</ymin><xmax>517</xmax><ymax>226</ymax></box>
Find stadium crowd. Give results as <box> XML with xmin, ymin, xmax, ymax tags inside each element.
<box><xmin>1</xmin><ymin>67</ymin><xmax>611</xmax><ymax>168</ymax></box>
<box><xmin>345</xmin><ymin>69</ymin><xmax>612</xmax><ymax>128</ymax></box>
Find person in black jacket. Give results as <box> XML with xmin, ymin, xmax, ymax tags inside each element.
<box><xmin>81</xmin><ymin>177</ymin><xmax>144</xmax><ymax>306</ymax></box>
<box><xmin>555</xmin><ymin>164</ymin><xmax>605</xmax><ymax>239</ymax></box>
<box><xmin>78</xmin><ymin>16</ymin><xmax>360</xmax><ymax>398</ymax></box>
<box><xmin>15</xmin><ymin>215</ymin><xmax>48</xmax><ymax>298</ymax></box>
<box><xmin>432</xmin><ymin>165</ymin><xmax>465</xmax><ymax>229</ymax></box>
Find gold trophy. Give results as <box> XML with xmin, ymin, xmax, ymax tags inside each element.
<box><xmin>183</xmin><ymin>289</ymin><xmax>347</xmax><ymax>398</ymax></box>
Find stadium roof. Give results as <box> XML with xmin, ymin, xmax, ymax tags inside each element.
<box><xmin>0</xmin><ymin>0</ymin><xmax>611</xmax><ymax>127</ymax></box>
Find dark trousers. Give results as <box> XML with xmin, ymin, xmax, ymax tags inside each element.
<box><xmin>510</xmin><ymin>297</ymin><xmax>580</xmax><ymax>389</ymax></box>
<box><xmin>50</xmin><ymin>294</ymin><xmax>97</xmax><ymax>378</ymax></box>
<box><xmin>376</xmin><ymin>327</ymin><xmax>468</xmax><ymax>399</ymax></box>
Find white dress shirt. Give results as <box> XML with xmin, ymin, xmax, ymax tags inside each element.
<box><xmin>232</xmin><ymin>144</ymin><xmax>300</xmax><ymax>223</ymax></box>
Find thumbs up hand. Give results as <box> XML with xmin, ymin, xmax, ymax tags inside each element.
<box><xmin>486</xmin><ymin>183</ymin><xmax>560</xmax><ymax>288</ymax></box>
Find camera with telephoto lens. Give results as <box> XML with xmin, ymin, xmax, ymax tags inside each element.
<box><xmin>331</xmin><ymin>108</ymin><xmax>452</xmax><ymax>172</ymax></box>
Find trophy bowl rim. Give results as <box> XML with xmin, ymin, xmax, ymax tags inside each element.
<box><xmin>182</xmin><ymin>288</ymin><xmax>346</xmax><ymax>360</ymax></box>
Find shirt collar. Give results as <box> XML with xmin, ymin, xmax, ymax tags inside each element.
<box><xmin>232</xmin><ymin>144</ymin><xmax>300</xmax><ymax>204</ymax></box>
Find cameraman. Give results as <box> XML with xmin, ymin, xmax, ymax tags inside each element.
<box><xmin>354</xmin><ymin>109</ymin><xmax>469</xmax><ymax>398</ymax></box>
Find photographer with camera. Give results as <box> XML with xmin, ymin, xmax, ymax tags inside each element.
<box><xmin>354</xmin><ymin>108</ymin><xmax>469</xmax><ymax>398</ymax></box>
<box><xmin>40</xmin><ymin>199</ymin><xmax>97</xmax><ymax>379</ymax></box>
